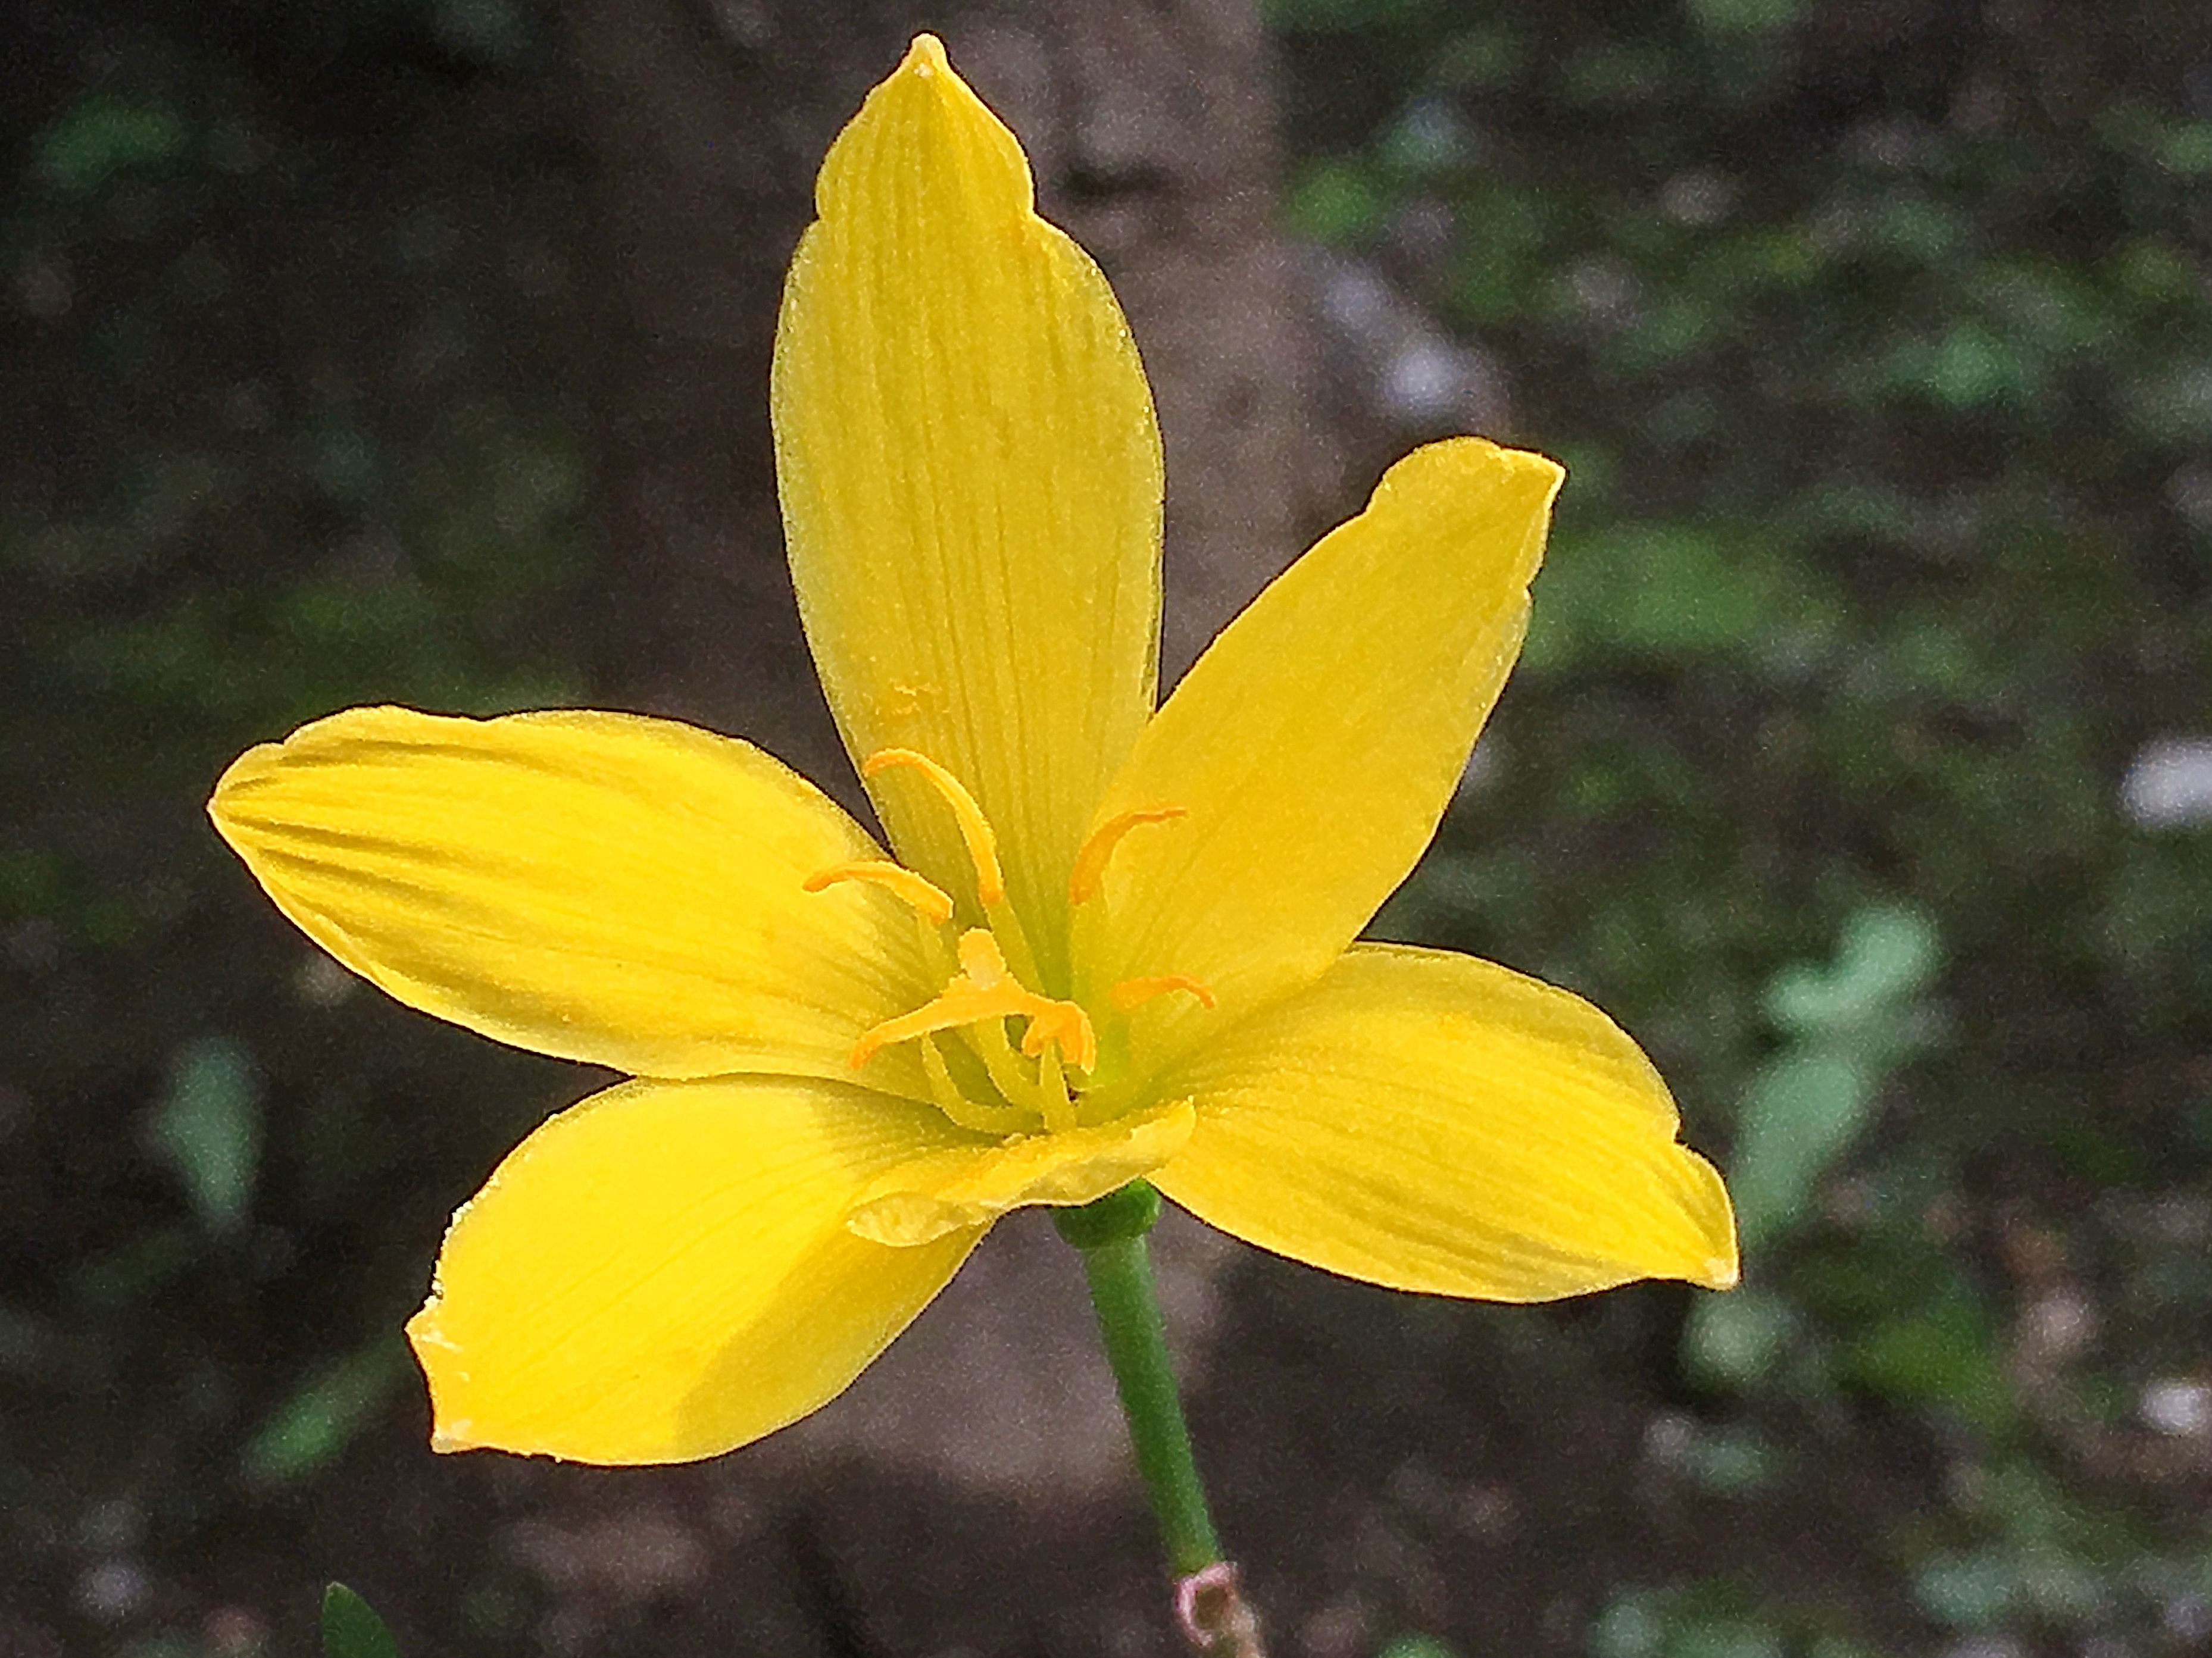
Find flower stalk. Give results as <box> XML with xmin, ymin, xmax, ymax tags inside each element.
<box><xmin>1054</xmin><ymin>1183</ymin><xmax>1264</xmax><ymax>1656</ymax></box>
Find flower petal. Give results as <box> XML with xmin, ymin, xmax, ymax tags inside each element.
<box><xmin>845</xmin><ymin>1097</ymin><xmax>1196</xmax><ymax>1246</ymax></box>
<box><xmin>773</xmin><ymin>35</ymin><xmax>1163</xmax><ymax>981</ymax></box>
<box><xmin>405</xmin><ymin>1075</ymin><xmax>983</xmax><ymax>1464</ymax></box>
<box><xmin>1077</xmin><ymin>439</ymin><xmax>1559</xmax><ymax>1068</ymax></box>
<box><xmin>1151</xmin><ymin>944</ymin><xmax>1738</xmax><ymax>1300</ymax></box>
<box><xmin>210</xmin><ymin>705</ymin><xmax>938</xmax><ymax>1091</ymax></box>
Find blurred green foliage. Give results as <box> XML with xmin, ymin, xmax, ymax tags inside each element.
<box><xmin>323</xmin><ymin>1583</ymin><xmax>402</xmax><ymax>1658</ymax></box>
<box><xmin>1285</xmin><ymin>0</ymin><xmax>2212</xmax><ymax>1651</ymax></box>
<box><xmin>1</xmin><ymin>10</ymin><xmax>591</xmax><ymax>1649</ymax></box>
<box><xmin>146</xmin><ymin>1035</ymin><xmax>263</xmax><ymax>1235</ymax></box>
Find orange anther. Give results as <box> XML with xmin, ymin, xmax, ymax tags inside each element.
<box><xmin>1018</xmin><ymin>999</ymin><xmax>1099</xmax><ymax>1072</ymax></box>
<box><xmin>1111</xmin><ymin>974</ymin><xmax>1219</xmax><ymax>1012</ymax></box>
<box><xmin>861</xmin><ymin>749</ymin><xmax>1006</xmax><ymax>906</ymax></box>
<box><xmin>1070</xmin><ymin>806</ymin><xmax>1186</xmax><ymax>905</ymax></box>
<box><xmin>802</xmin><ymin>860</ymin><xmax>955</xmax><ymax>927</ymax></box>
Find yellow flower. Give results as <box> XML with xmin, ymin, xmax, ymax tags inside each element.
<box><xmin>208</xmin><ymin>36</ymin><xmax>1736</xmax><ymax>1467</ymax></box>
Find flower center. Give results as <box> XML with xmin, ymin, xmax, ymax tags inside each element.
<box><xmin>805</xmin><ymin>748</ymin><xmax>1211</xmax><ymax>1137</ymax></box>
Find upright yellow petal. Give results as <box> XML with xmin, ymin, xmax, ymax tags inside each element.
<box><xmin>210</xmin><ymin>706</ymin><xmax>937</xmax><ymax>1092</ymax></box>
<box><xmin>773</xmin><ymin>35</ymin><xmax>1163</xmax><ymax>984</ymax></box>
<box><xmin>407</xmin><ymin>1075</ymin><xmax>983</xmax><ymax>1464</ymax></box>
<box><xmin>1151</xmin><ymin>944</ymin><xmax>1738</xmax><ymax>1300</ymax></box>
<box><xmin>1080</xmin><ymin>439</ymin><xmax>1559</xmax><ymax>1071</ymax></box>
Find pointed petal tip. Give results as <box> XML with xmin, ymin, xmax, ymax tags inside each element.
<box><xmin>205</xmin><ymin>737</ymin><xmax>279</xmax><ymax>820</ymax></box>
<box><xmin>901</xmin><ymin>32</ymin><xmax>950</xmax><ymax>75</ymax></box>
<box><xmin>814</xmin><ymin>30</ymin><xmax>1030</xmax><ymax>223</ymax></box>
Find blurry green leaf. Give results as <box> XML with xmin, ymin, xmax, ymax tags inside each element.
<box><xmin>1881</xmin><ymin>323</ymin><xmax>2036</xmax><ymax>411</ymax></box>
<box><xmin>146</xmin><ymin>1036</ymin><xmax>261</xmax><ymax>1234</ymax></box>
<box><xmin>1729</xmin><ymin>1051</ymin><xmax>1872</xmax><ymax>1247</ymax></box>
<box><xmin>240</xmin><ymin>1340</ymin><xmax>408</xmax><ymax>1490</ymax></box>
<box><xmin>1380</xmin><ymin>97</ymin><xmax>1470</xmax><ymax>174</ymax></box>
<box><xmin>1842</xmin><ymin>1282</ymin><xmax>2013</xmax><ymax>1431</ymax></box>
<box><xmin>2122</xmin><ymin>362</ymin><xmax>2212</xmax><ymax>444</ymax></box>
<box><xmin>2158</xmin><ymin>122</ymin><xmax>2212</xmax><ymax>177</ymax></box>
<box><xmin>1286</xmin><ymin>158</ymin><xmax>1388</xmax><ymax>244</ymax></box>
<box><xmin>2014</xmin><ymin>1543</ymin><xmax>2110</xmax><ymax>1621</ymax></box>
<box><xmin>1872</xmin><ymin>198</ymin><xmax>1969</xmax><ymax>267</ymax></box>
<box><xmin>1930</xmin><ymin>326</ymin><xmax>2030</xmax><ymax>408</ymax></box>
<box><xmin>34</xmin><ymin>95</ymin><xmax>188</xmax><ymax>195</ymax></box>
<box><xmin>2109</xmin><ymin>237</ymin><xmax>2193</xmax><ymax>304</ymax></box>
<box><xmin>1377</xmin><ymin>1637</ymin><xmax>1458</xmax><ymax>1658</ymax></box>
<box><xmin>1682</xmin><ymin>1425</ymin><xmax>1782</xmax><ymax>1494</ymax></box>
<box><xmin>1589</xmin><ymin>1591</ymin><xmax>1669</xmax><ymax>1658</ymax></box>
<box><xmin>1433</xmin><ymin>24</ymin><xmax>1529</xmax><ymax>90</ymax></box>
<box><xmin>1914</xmin><ymin>1548</ymin><xmax>2016</xmax><ymax>1629</ymax></box>
<box><xmin>1727</xmin><ymin>905</ymin><xmax>1941</xmax><ymax>1246</ymax></box>
<box><xmin>1592</xmin><ymin>1591</ymin><xmax>1788</xmax><ymax>1658</ymax></box>
<box><xmin>1765</xmin><ymin>903</ymin><xmax>1941</xmax><ymax>1036</ymax></box>
<box><xmin>1523</xmin><ymin>524</ymin><xmax>1839</xmax><ymax>670</ymax></box>
<box><xmin>1614</xmin><ymin>298</ymin><xmax>1719</xmax><ymax>376</ymax></box>
<box><xmin>323</xmin><ymin>1582</ymin><xmax>401</xmax><ymax>1658</ymax></box>
<box><xmin>1560</xmin><ymin>44</ymin><xmax>1669</xmax><ymax>107</ymax></box>
<box><xmin>1683</xmin><ymin>1285</ymin><xmax>1798</xmax><ymax>1385</ymax></box>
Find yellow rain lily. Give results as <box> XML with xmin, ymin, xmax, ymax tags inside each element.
<box><xmin>208</xmin><ymin>35</ymin><xmax>1735</xmax><ymax>1467</ymax></box>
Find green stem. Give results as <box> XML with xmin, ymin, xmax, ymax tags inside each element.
<box><xmin>1052</xmin><ymin>1181</ymin><xmax>1222</xmax><ymax>1577</ymax></box>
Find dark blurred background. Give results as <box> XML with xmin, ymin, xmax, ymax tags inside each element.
<box><xmin>5</xmin><ymin>1</ymin><xmax>2211</xmax><ymax>1654</ymax></box>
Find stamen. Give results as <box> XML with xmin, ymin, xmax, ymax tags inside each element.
<box><xmin>862</xmin><ymin>749</ymin><xmax>1006</xmax><ymax>905</ymax></box>
<box><xmin>1033</xmin><ymin>1041</ymin><xmax>1077</xmax><ymax>1135</ymax></box>
<box><xmin>1069</xmin><ymin>806</ymin><xmax>1186</xmax><ymax>905</ymax></box>
<box><xmin>1111</xmin><ymin>973</ymin><xmax>1219</xmax><ymax>1012</ymax></box>
<box><xmin>970</xmin><ymin>1011</ymin><xmax>1049</xmax><ymax>1115</ymax></box>
<box><xmin>803</xmin><ymin>860</ymin><xmax>955</xmax><ymax>926</ymax></box>
<box><xmin>918</xmin><ymin>1034</ymin><xmax>1035</xmax><ymax>1135</ymax></box>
